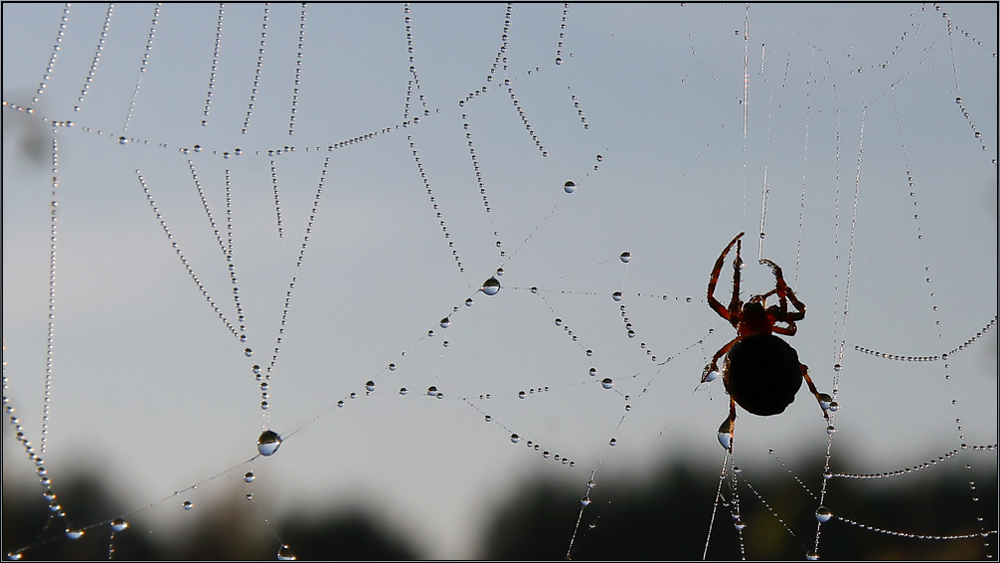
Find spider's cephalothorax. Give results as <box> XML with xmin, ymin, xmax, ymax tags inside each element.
<box><xmin>702</xmin><ymin>232</ymin><xmax>832</xmax><ymax>450</ymax></box>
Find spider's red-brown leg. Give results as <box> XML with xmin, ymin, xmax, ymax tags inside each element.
<box><xmin>800</xmin><ymin>363</ymin><xmax>832</xmax><ymax>420</ymax></box>
<box><xmin>707</xmin><ymin>232</ymin><xmax>744</xmax><ymax>327</ymax></box>
<box><xmin>701</xmin><ymin>336</ymin><xmax>739</xmax><ymax>382</ymax></box>
<box><xmin>717</xmin><ymin>396</ymin><xmax>738</xmax><ymax>451</ymax></box>
<box><xmin>760</xmin><ymin>258</ymin><xmax>805</xmax><ymax>321</ymax></box>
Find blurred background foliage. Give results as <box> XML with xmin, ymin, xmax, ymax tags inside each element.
<box><xmin>4</xmin><ymin>455</ymin><xmax>995</xmax><ymax>560</ymax></box>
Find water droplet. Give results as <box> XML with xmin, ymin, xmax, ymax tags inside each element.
<box><xmin>601</xmin><ymin>378</ymin><xmax>614</xmax><ymax>389</ymax></box>
<box><xmin>399</xmin><ymin>387</ymin><xmax>408</xmax><ymax>395</ymax></box>
<box><xmin>110</xmin><ymin>518</ymin><xmax>128</xmax><ymax>532</ymax></box>
<box><xmin>245</xmin><ymin>348</ymin><xmax>253</xmax><ymax>357</ymax></box>
<box><xmin>818</xmin><ymin>393</ymin><xmax>833</xmax><ymax>410</ymax></box>
<box><xmin>337</xmin><ymin>400</ymin><xmax>344</xmax><ymax>408</ymax></box>
<box><xmin>806</xmin><ymin>552</ymin><xmax>820</xmax><ymax>561</ymax></box>
<box><xmin>518</xmin><ymin>391</ymin><xmax>526</xmax><ymax>399</ymax></box>
<box><xmin>118</xmin><ymin>136</ymin><xmax>128</xmax><ymax>145</ymax></box>
<box><xmin>365</xmin><ymin>380</ymin><xmax>376</xmax><ymax>392</ymax></box>
<box><xmin>388</xmin><ymin>363</ymin><xmax>396</xmax><ymax>371</ymax></box>
<box><xmin>815</xmin><ymin>506</ymin><xmax>833</xmax><ymax>522</ymax></box>
<box><xmin>65</xmin><ymin>528</ymin><xmax>84</xmax><ymax>539</ymax></box>
<box><xmin>510</xmin><ymin>433</ymin><xmax>520</xmax><ymax>443</ymax></box>
<box><xmin>257</xmin><ymin>430</ymin><xmax>282</xmax><ymax>456</ymax></box>
<box><xmin>833</xmin><ymin>363</ymin><xmax>842</xmax><ymax>372</ymax></box>
<box><xmin>481</xmin><ymin>277</ymin><xmax>501</xmax><ymax>295</ymax></box>
<box><xmin>703</xmin><ymin>369</ymin><xmax>719</xmax><ymax>383</ymax></box>
<box><xmin>718</xmin><ymin>431</ymin><xmax>732</xmax><ymax>450</ymax></box>
<box><xmin>596</xmin><ymin>154</ymin><xmax>604</xmax><ymax>162</ymax></box>
<box><xmin>620</xmin><ymin>252</ymin><xmax>631</xmax><ymax>263</ymax></box>
<box><xmin>828</xmin><ymin>401</ymin><xmax>840</xmax><ymax>412</ymax></box>
<box><xmin>609</xmin><ymin>437</ymin><xmax>617</xmax><ymax>446</ymax></box>
<box><xmin>484</xmin><ymin>414</ymin><xmax>492</xmax><ymax>422</ymax></box>
<box><xmin>734</xmin><ymin>519</ymin><xmax>746</xmax><ymax>530</ymax></box>
<box><xmin>183</xmin><ymin>501</ymin><xmax>194</xmax><ymax>510</ymax></box>
<box><xmin>495</xmin><ymin>267</ymin><xmax>504</xmax><ymax>277</ymax></box>
<box><xmin>554</xmin><ymin>318</ymin><xmax>563</xmax><ymax>326</ymax></box>
<box><xmin>563</xmin><ymin>181</ymin><xmax>576</xmax><ymax>193</ymax></box>
<box><xmin>245</xmin><ymin>493</ymin><xmax>253</xmax><ymax>500</ymax></box>
<box><xmin>826</xmin><ymin>425</ymin><xmax>836</xmax><ymax>435</ymax></box>
<box><xmin>244</xmin><ymin>471</ymin><xmax>255</xmax><ymax>483</ymax></box>
<box><xmin>277</xmin><ymin>544</ymin><xmax>296</xmax><ymax>560</ymax></box>
<box><xmin>588</xmin><ymin>367</ymin><xmax>597</xmax><ymax>376</ymax></box>
<box><xmin>612</xmin><ymin>291</ymin><xmax>622</xmax><ymax>302</ymax></box>
<box><xmin>555</xmin><ymin>57</ymin><xmax>563</xmax><ymax>65</ymax></box>
<box><xmin>465</xmin><ymin>297</ymin><xmax>474</xmax><ymax>307</ymax></box>
<box><xmin>427</xmin><ymin>386</ymin><xmax>438</xmax><ymax>396</ymax></box>
<box><xmin>44</xmin><ymin>490</ymin><xmax>56</xmax><ymax>501</ymax></box>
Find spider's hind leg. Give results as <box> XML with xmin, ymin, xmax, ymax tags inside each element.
<box><xmin>800</xmin><ymin>363</ymin><xmax>834</xmax><ymax>419</ymax></box>
<box><xmin>717</xmin><ymin>397</ymin><xmax>737</xmax><ymax>451</ymax></box>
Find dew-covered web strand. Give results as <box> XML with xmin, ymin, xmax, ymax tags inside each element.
<box><xmin>200</xmin><ymin>3</ymin><xmax>225</xmax><ymax>127</ymax></box>
<box><xmin>287</xmin><ymin>3</ymin><xmax>306</xmax><ymax>135</ymax></box>
<box><xmin>40</xmin><ymin>128</ymin><xmax>60</xmax><ymax>456</ymax></box>
<box><xmin>31</xmin><ymin>3</ymin><xmax>69</xmax><ymax>106</ymax></box>
<box><xmin>122</xmin><ymin>4</ymin><xmax>160</xmax><ymax>133</ymax></box>
<box><xmin>134</xmin><ymin>170</ymin><xmax>240</xmax><ymax>338</ymax></box>
<box><xmin>259</xmin><ymin>157</ymin><xmax>331</xmax><ymax>421</ymax></box>
<box><xmin>74</xmin><ymin>2</ymin><xmax>113</xmax><ymax>114</ymax></box>
<box><xmin>242</xmin><ymin>4</ymin><xmax>270</xmax><ymax>135</ymax></box>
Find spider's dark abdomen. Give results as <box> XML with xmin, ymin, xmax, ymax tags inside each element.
<box><xmin>724</xmin><ymin>333</ymin><xmax>803</xmax><ymax>416</ymax></box>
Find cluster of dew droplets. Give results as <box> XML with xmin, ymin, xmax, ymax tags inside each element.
<box><xmin>462</xmin><ymin>116</ymin><xmax>497</xmax><ymax>215</ymax></box>
<box><xmin>32</xmin><ymin>3</ymin><xmax>69</xmax><ymax>105</ymax></box>
<box><xmin>258</xmin><ymin>157</ymin><xmax>331</xmax><ymax>415</ymax></box>
<box><xmin>122</xmin><ymin>3</ymin><xmax>160</xmax><ymax>132</ymax></box>
<box><xmin>40</xmin><ymin>129</ymin><xmax>60</xmax><ymax>455</ymax></box>
<box><xmin>74</xmin><ymin>2</ymin><xmax>113</xmax><ymax>113</ymax></box>
<box><xmin>407</xmin><ymin>136</ymin><xmax>464</xmax><ymax>272</ymax></box>
<box><xmin>402</xmin><ymin>7</ymin><xmax>430</xmax><ymax>125</ymax></box>
<box><xmin>505</xmin><ymin>80</ymin><xmax>548</xmax><ymax>158</ymax></box>
<box><xmin>287</xmin><ymin>4</ymin><xmax>306</xmax><ymax>135</ymax></box>
<box><xmin>568</xmin><ymin>85</ymin><xmax>590</xmax><ymax>130</ymax></box>
<box><xmin>200</xmin><ymin>3</ymin><xmax>225</xmax><ymax>126</ymax></box>
<box><xmin>135</xmin><ymin>171</ymin><xmax>239</xmax><ymax>337</ymax></box>
<box><xmin>242</xmin><ymin>3</ymin><xmax>269</xmax><ymax>135</ymax></box>
<box><xmin>554</xmin><ymin>3</ymin><xmax>568</xmax><ymax>66</ymax></box>
<box><xmin>953</xmin><ymin>96</ymin><xmax>993</xmax><ymax>163</ymax></box>
<box><xmin>270</xmin><ymin>160</ymin><xmax>284</xmax><ymax>238</ymax></box>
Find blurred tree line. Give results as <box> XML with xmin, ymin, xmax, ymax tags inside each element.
<box><xmin>3</xmin><ymin>456</ymin><xmax>995</xmax><ymax>560</ymax></box>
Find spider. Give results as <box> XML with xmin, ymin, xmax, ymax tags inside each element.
<box><xmin>702</xmin><ymin>232</ymin><xmax>832</xmax><ymax>450</ymax></box>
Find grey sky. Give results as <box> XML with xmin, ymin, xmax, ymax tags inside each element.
<box><xmin>3</xmin><ymin>3</ymin><xmax>996</xmax><ymax>558</ymax></box>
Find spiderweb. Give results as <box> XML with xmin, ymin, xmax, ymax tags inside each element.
<box><xmin>2</xmin><ymin>3</ymin><xmax>996</xmax><ymax>560</ymax></box>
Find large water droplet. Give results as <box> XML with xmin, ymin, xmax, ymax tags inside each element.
<box><xmin>733</xmin><ymin>519</ymin><xmax>746</xmax><ymax>530</ymax></box>
<box><xmin>609</xmin><ymin>437</ymin><xmax>617</xmax><ymax>446</ymax></box>
<box><xmin>183</xmin><ymin>500</ymin><xmax>194</xmax><ymax>510</ymax></box>
<box><xmin>257</xmin><ymin>430</ymin><xmax>282</xmax><ymax>456</ymax></box>
<box><xmin>510</xmin><ymin>433</ymin><xmax>520</xmax><ymax>443</ymax></box>
<box><xmin>244</xmin><ymin>471</ymin><xmax>255</xmax><ymax>483</ymax></box>
<box><xmin>601</xmin><ymin>378</ymin><xmax>614</xmax><ymax>389</ymax></box>
<box><xmin>427</xmin><ymin>386</ymin><xmax>438</xmax><ymax>396</ymax></box>
<box><xmin>815</xmin><ymin>506</ymin><xmax>833</xmax><ymax>522</ymax></box>
<box><xmin>65</xmin><ymin>528</ymin><xmax>84</xmax><ymax>539</ymax></box>
<box><xmin>818</xmin><ymin>393</ymin><xmax>833</xmax><ymax>411</ymax></box>
<box><xmin>465</xmin><ymin>297</ymin><xmax>474</xmax><ymax>307</ymax></box>
<box><xmin>612</xmin><ymin>291</ymin><xmax>622</xmax><ymax>302</ymax></box>
<box><xmin>110</xmin><ymin>518</ymin><xmax>128</xmax><ymax>533</ymax></box>
<box><xmin>620</xmin><ymin>252</ymin><xmax>631</xmax><ymax>263</ymax></box>
<box><xmin>518</xmin><ymin>391</ymin><xmax>526</xmax><ymax>399</ymax></box>
<box><xmin>277</xmin><ymin>545</ymin><xmax>296</xmax><ymax>560</ymax></box>
<box><xmin>718</xmin><ymin>430</ymin><xmax>732</xmax><ymax>450</ymax></box>
<box><xmin>563</xmin><ymin>181</ymin><xmax>576</xmax><ymax>193</ymax></box>
<box><xmin>365</xmin><ymin>380</ymin><xmax>376</xmax><ymax>392</ymax></box>
<box><xmin>245</xmin><ymin>348</ymin><xmax>253</xmax><ymax>357</ymax></box>
<box><xmin>481</xmin><ymin>277</ymin><xmax>501</xmax><ymax>295</ymax></box>
<box><xmin>440</xmin><ymin>317</ymin><xmax>451</xmax><ymax>328</ymax></box>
